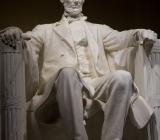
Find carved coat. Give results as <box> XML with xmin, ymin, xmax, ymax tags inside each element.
<box><xmin>25</xmin><ymin>17</ymin><xmax>142</xmax><ymax>123</ymax></box>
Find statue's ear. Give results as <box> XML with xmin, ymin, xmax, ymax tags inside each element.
<box><xmin>60</xmin><ymin>0</ymin><xmax>64</xmax><ymax>3</ymax></box>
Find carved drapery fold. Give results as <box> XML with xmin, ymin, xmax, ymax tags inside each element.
<box><xmin>148</xmin><ymin>40</ymin><xmax>160</xmax><ymax>140</ymax></box>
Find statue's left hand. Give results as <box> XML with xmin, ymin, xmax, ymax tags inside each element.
<box><xmin>142</xmin><ymin>30</ymin><xmax>157</xmax><ymax>46</ymax></box>
<box><xmin>141</xmin><ymin>30</ymin><xmax>157</xmax><ymax>42</ymax></box>
<box><xmin>142</xmin><ymin>30</ymin><xmax>158</xmax><ymax>56</ymax></box>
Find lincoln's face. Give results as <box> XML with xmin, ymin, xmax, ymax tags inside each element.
<box><xmin>60</xmin><ymin>0</ymin><xmax>85</xmax><ymax>17</ymax></box>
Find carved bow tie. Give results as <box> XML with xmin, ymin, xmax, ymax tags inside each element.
<box><xmin>64</xmin><ymin>12</ymin><xmax>87</xmax><ymax>23</ymax></box>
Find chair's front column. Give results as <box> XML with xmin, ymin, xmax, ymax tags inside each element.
<box><xmin>0</xmin><ymin>41</ymin><xmax>26</xmax><ymax>140</ymax></box>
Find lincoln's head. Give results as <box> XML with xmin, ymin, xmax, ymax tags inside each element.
<box><xmin>60</xmin><ymin>0</ymin><xmax>85</xmax><ymax>17</ymax></box>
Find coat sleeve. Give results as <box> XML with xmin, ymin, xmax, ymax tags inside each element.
<box><xmin>100</xmin><ymin>24</ymin><xmax>145</xmax><ymax>52</ymax></box>
<box><xmin>25</xmin><ymin>25</ymin><xmax>45</xmax><ymax>63</ymax></box>
<box><xmin>24</xmin><ymin>25</ymin><xmax>45</xmax><ymax>101</ymax></box>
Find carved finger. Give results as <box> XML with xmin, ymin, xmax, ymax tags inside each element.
<box><xmin>13</xmin><ymin>32</ymin><xmax>20</xmax><ymax>42</ymax></box>
<box><xmin>6</xmin><ymin>32</ymin><xmax>13</xmax><ymax>46</ymax></box>
<box><xmin>2</xmin><ymin>34</ymin><xmax>8</xmax><ymax>45</ymax></box>
<box><xmin>17</xmin><ymin>31</ymin><xmax>22</xmax><ymax>41</ymax></box>
<box><xmin>8</xmin><ymin>32</ymin><xmax>16</xmax><ymax>46</ymax></box>
<box><xmin>6</xmin><ymin>34</ymin><xmax>14</xmax><ymax>46</ymax></box>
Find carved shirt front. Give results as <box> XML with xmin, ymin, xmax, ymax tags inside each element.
<box><xmin>69</xmin><ymin>20</ymin><xmax>94</xmax><ymax>79</ymax></box>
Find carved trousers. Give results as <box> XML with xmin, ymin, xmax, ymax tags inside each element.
<box><xmin>54</xmin><ymin>67</ymin><xmax>133</xmax><ymax>140</ymax></box>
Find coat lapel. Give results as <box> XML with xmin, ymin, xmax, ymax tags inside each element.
<box><xmin>52</xmin><ymin>18</ymin><xmax>75</xmax><ymax>52</ymax></box>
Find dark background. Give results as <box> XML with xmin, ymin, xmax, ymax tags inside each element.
<box><xmin>0</xmin><ymin>0</ymin><xmax>159</xmax><ymax>36</ymax></box>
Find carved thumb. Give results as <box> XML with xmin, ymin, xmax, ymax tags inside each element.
<box><xmin>21</xmin><ymin>33</ymin><xmax>31</xmax><ymax>40</ymax></box>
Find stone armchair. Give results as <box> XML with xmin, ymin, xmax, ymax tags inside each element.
<box><xmin>0</xmin><ymin>36</ymin><xmax>160</xmax><ymax>140</ymax></box>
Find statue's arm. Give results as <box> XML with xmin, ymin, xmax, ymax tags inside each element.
<box><xmin>100</xmin><ymin>25</ymin><xmax>157</xmax><ymax>52</ymax></box>
<box><xmin>23</xmin><ymin>25</ymin><xmax>45</xmax><ymax>100</ymax></box>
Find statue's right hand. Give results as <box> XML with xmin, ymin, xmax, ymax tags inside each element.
<box><xmin>0</xmin><ymin>27</ymin><xmax>24</xmax><ymax>48</ymax></box>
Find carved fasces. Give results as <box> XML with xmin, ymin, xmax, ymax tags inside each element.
<box><xmin>0</xmin><ymin>31</ymin><xmax>27</xmax><ymax>140</ymax></box>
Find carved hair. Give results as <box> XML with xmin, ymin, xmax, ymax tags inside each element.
<box><xmin>60</xmin><ymin>0</ymin><xmax>85</xmax><ymax>3</ymax></box>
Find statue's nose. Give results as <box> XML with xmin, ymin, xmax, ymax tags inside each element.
<box><xmin>74</xmin><ymin>0</ymin><xmax>79</xmax><ymax>5</ymax></box>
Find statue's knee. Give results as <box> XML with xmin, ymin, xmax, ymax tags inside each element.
<box><xmin>112</xmin><ymin>70</ymin><xmax>132</xmax><ymax>87</ymax></box>
<box><xmin>58</xmin><ymin>67</ymin><xmax>77</xmax><ymax>79</ymax></box>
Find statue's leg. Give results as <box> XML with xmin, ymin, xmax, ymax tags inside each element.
<box><xmin>55</xmin><ymin>67</ymin><xmax>88</xmax><ymax>140</ymax></box>
<box><xmin>98</xmin><ymin>70</ymin><xmax>132</xmax><ymax>140</ymax></box>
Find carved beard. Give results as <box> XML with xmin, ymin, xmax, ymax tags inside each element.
<box><xmin>63</xmin><ymin>2</ymin><xmax>83</xmax><ymax>17</ymax></box>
